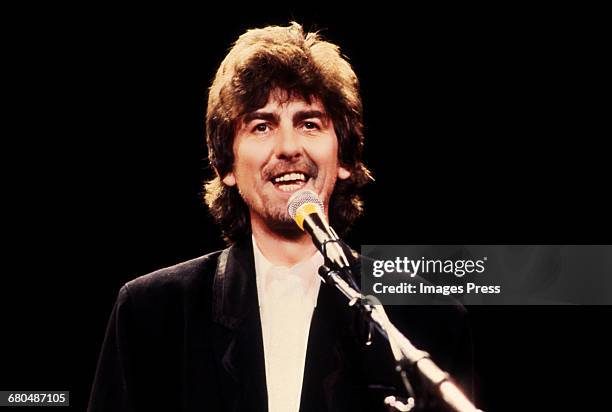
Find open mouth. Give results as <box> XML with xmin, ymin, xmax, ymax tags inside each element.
<box><xmin>270</xmin><ymin>171</ymin><xmax>311</xmax><ymax>192</ymax></box>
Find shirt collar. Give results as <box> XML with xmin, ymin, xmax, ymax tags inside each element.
<box><xmin>252</xmin><ymin>235</ymin><xmax>323</xmax><ymax>308</ymax></box>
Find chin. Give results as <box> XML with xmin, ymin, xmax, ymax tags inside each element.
<box><xmin>265</xmin><ymin>215</ymin><xmax>303</xmax><ymax>237</ymax></box>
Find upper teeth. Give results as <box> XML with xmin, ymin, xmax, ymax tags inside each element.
<box><xmin>273</xmin><ymin>173</ymin><xmax>306</xmax><ymax>183</ymax></box>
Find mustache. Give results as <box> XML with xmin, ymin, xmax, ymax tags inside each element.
<box><xmin>262</xmin><ymin>159</ymin><xmax>318</xmax><ymax>181</ymax></box>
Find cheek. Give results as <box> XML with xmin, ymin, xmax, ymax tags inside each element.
<box><xmin>324</xmin><ymin>142</ymin><xmax>341</xmax><ymax>177</ymax></box>
<box><xmin>233</xmin><ymin>141</ymin><xmax>262</xmax><ymax>177</ymax></box>
<box><xmin>310</xmin><ymin>135</ymin><xmax>339</xmax><ymax>168</ymax></box>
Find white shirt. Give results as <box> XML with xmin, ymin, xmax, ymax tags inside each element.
<box><xmin>252</xmin><ymin>236</ymin><xmax>323</xmax><ymax>412</ymax></box>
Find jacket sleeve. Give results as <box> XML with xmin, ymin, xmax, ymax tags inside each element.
<box><xmin>88</xmin><ymin>285</ymin><xmax>136</xmax><ymax>412</ymax></box>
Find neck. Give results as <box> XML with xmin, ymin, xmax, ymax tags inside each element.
<box><xmin>250</xmin><ymin>214</ymin><xmax>318</xmax><ymax>267</ymax></box>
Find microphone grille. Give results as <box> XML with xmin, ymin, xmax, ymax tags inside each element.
<box><xmin>287</xmin><ymin>189</ymin><xmax>324</xmax><ymax>219</ymax></box>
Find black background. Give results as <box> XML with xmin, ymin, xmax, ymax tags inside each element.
<box><xmin>3</xmin><ymin>4</ymin><xmax>611</xmax><ymax>411</ymax></box>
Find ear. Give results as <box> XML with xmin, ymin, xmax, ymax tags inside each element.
<box><xmin>222</xmin><ymin>172</ymin><xmax>237</xmax><ymax>186</ymax></box>
<box><xmin>338</xmin><ymin>166</ymin><xmax>351</xmax><ymax>180</ymax></box>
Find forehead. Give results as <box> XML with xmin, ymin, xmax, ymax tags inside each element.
<box><xmin>249</xmin><ymin>88</ymin><xmax>326</xmax><ymax>115</ymax></box>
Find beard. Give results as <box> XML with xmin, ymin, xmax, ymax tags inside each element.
<box><xmin>237</xmin><ymin>158</ymin><xmax>320</xmax><ymax>237</ymax></box>
<box><xmin>238</xmin><ymin>185</ymin><xmax>304</xmax><ymax>238</ymax></box>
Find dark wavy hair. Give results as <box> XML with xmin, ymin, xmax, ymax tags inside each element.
<box><xmin>204</xmin><ymin>22</ymin><xmax>373</xmax><ymax>243</ymax></box>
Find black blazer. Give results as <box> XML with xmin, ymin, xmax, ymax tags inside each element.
<box><xmin>88</xmin><ymin>238</ymin><xmax>473</xmax><ymax>411</ymax></box>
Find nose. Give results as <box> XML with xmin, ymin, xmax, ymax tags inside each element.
<box><xmin>273</xmin><ymin>124</ymin><xmax>303</xmax><ymax>160</ymax></box>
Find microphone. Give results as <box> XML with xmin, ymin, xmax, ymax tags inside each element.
<box><xmin>287</xmin><ymin>189</ymin><xmax>351</xmax><ymax>271</ymax></box>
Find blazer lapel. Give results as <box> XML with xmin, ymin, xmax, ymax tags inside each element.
<box><xmin>210</xmin><ymin>238</ymin><xmax>268</xmax><ymax>412</ymax></box>
<box><xmin>300</xmin><ymin>278</ymin><xmax>364</xmax><ymax>412</ymax></box>
<box><xmin>209</xmin><ymin>239</ymin><xmax>364</xmax><ymax>412</ymax></box>
<box><xmin>300</xmin><ymin>242</ymin><xmax>369</xmax><ymax>412</ymax></box>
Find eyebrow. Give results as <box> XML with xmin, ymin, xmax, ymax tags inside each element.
<box><xmin>243</xmin><ymin>111</ymin><xmax>279</xmax><ymax>124</ymax></box>
<box><xmin>242</xmin><ymin>109</ymin><xmax>328</xmax><ymax>126</ymax></box>
<box><xmin>292</xmin><ymin>110</ymin><xmax>327</xmax><ymax>124</ymax></box>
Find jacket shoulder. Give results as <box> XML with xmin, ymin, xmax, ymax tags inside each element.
<box><xmin>121</xmin><ymin>249</ymin><xmax>224</xmax><ymax>304</ymax></box>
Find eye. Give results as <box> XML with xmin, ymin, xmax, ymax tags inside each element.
<box><xmin>302</xmin><ymin>121</ymin><xmax>320</xmax><ymax>130</ymax></box>
<box><xmin>252</xmin><ymin>123</ymin><xmax>270</xmax><ymax>133</ymax></box>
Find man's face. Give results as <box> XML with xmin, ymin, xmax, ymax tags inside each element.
<box><xmin>222</xmin><ymin>90</ymin><xmax>351</xmax><ymax>232</ymax></box>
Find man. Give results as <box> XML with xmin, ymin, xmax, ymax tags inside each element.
<box><xmin>88</xmin><ymin>22</ymin><xmax>472</xmax><ymax>412</ymax></box>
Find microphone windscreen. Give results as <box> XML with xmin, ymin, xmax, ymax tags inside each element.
<box><xmin>287</xmin><ymin>189</ymin><xmax>324</xmax><ymax>221</ymax></box>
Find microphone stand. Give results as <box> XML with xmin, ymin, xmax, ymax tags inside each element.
<box><xmin>318</xmin><ymin>265</ymin><xmax>481</xmax><ymax>412</ymax></box>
